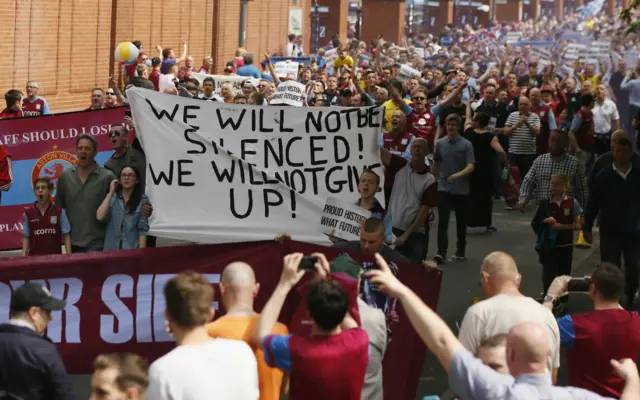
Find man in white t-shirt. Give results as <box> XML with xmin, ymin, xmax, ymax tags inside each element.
<box><xmin>458</xmin><ymin>251</ymin><xmax>561</xmax><ymax>382</ymax></box>
<box><xmin>147</xmin><ymin>272</ymin><xmax>259</xmax><ymax>400</ymax></box>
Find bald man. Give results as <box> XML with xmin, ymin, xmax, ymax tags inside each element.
<box><xmin>588</xmin><ymin>130</ymin><xmax>640</xmax><ymax>188</ymax></box>
<box><xmin>457</xmin><ymin>252</ymin><xmax>561</xmax><ymax>379</ymax></box>
<box><xmin>364</xmin><ymin>253</ymin><xmax>640</xmax><ymax>400</ymax></box>
<box><xmin>207</xmin><ymin>262</ymin><xmax>288</xmax><ymax>400</ymax></box>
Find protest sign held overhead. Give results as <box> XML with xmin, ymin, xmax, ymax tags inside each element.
<box><xmin>397</xmin><ymin>64</ymin><xmax>421</xmax><ymax>81</ymax></box>
<box><xmin>319</xmin><ymin>197</ymin><xmax>371</xmax><ymax>241</ymax></box>
<box><xmin>275</xmin><ymin>61</ymin><xmax>300</xmax><ymax>78</ymax></box>
<box><xmin>270</xmin><ymin>81</ymin><xmax>306</xmax><ymax>107</ymax></box>
<box><xmin>126</xmin><ymin>87</ymin><xmax>384</xmax><ymax>244</ymax></box>
<box><xmin>189</xmin><ymin>71</ymin><xmax>248</xmax><ymax>95</ymax></box>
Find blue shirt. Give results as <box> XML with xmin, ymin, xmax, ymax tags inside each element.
<box><xmin>434</xmin><ymin>135</ymin><xmax>475</xmax><ymax>195</ymax></box>
<box><xmin>23</xmin><ymin>209</ymin><xmax>71</xmax><ymax>236</ymax></box>
<box><xmin>448</xmin><ymin>347</ymin><xmax>614</xmax><ymax>400</ymax></box>
<box><xmin>621</xmin><ymin>76</ymin><xmax>640</xmax><ymax>107</ymax></box>
<box><xmin>102</xmin><ymin>194</ymin><xmax>150</xmax><ymax>251</ymax></box>
<box><xmin>236</xmin><ymin>65</ymin><xmax>261</xmax><ymax>79</ymax></box>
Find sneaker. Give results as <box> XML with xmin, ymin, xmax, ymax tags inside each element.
<box><xmin>450</xmin><ymin>254</ymin><xmax>467</xmax><ymax>261</ymax></box>
<box><xmin>486</xmin><ymin>225</ymin><xmax>498</xmax><ymax>233</ymax></box>
<box><xmin>433</xmin><ymin>254</ymin><xmax>445</xmax><ymax>264</ymax></box>
<box><xmin>505</xmin><ymin>205</ymin><xmax>514</xmax><ymax>211</ymax></box>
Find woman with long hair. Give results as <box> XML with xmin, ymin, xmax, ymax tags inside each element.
<box><xmin>97</xmin><ymin>165</ymin><xmax>149</xmax><ymax>251</ymax></box>
<box><xmin>463</xmin><ymin>103</ymin><xmax>506</xmax><ymax>232</ymax></box>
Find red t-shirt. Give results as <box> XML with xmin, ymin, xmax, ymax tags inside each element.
<box><xmin>105</xmin><ymin>102</ymin><xmax>122</xmax><ymax>108</ymax></box>
<box><xmin>406</xmin><ymin>107</ymin><xmax>436</xmax><ymax>152</ymax></box>
<box><xmin>264</xmin><ymin>328</ymin><xmax>369</xmax><ymax>400</ymax></box>
<box><xmin>381</xmin><ymin>131</ymin><xmax>414</xmax><ymax>189</ymax></box>
<box><xmin>563</xmin><ymin>310</ymin><xmax>640</xmax><ymax>398</ymax></box>
<box><xmin>22</xmin><ymin>98</ymin><xmax>46</xmax><ymax>117</ymax></box>
<box><xmin>0</xmin><ymin>109</ymin><xmax>22</xmax><ymax>119</ymax></box>
<box><xmin>149</xmin><ymin>70</ymin><xmax>161</xmax><ymax>91</ymax></box>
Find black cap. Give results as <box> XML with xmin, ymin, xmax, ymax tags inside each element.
<box><xmin>10</xmin><ymin>282</ymin><xmax>66</xmax><ymax>312</ymax></box>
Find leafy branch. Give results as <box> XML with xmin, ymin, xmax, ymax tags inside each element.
<box><xmin>621</xmin><ymin>0</ymin><xmax>640</xmax><ymax>33</ymax></box>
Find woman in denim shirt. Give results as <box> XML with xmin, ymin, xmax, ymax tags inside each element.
<box><xmin>97</xmin><ymin>165</ymin><xmax>149</xmax><ymax>251</ymax></box>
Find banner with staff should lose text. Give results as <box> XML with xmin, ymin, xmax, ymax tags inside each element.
<box><xmin>126</xmin><ymin>87</ymin><xmax>385</xmax><ymax>244</ymax></box>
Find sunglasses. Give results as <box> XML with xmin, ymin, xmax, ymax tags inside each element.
<box><xmin>108</xmin><ymin>131</ymin><xmax>123</xmax><ymax>137</ymax></box>
<box><xmin>106</xmin><ymin>92</ymin><xmax>115</xmax><ymax>95</ymax></box>
<box><xmin>413</xmin><ymin>97</ymin><xmax>426</xmax><ymax>101</ymax></box>
<box><xmin>142</xmin><ymin>57</ymin><xmax>148</xmax><ymax>61</ymax></box>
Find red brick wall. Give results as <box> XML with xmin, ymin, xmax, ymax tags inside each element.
<box><xmin>0</xmin><ymin>0</ymin><xmax>306</xmax><ymax>113</ymax></box>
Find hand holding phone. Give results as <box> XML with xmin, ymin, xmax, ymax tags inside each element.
<box><xmin>567</xmin><ymin>277</ymin><xmax>591</xmax><ymax>292</ymax></box>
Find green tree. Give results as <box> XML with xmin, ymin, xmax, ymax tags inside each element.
<box><xmin>620</xmin><ymin>0</ymin><xmax>640</xmax><ymax>32</ymax></box>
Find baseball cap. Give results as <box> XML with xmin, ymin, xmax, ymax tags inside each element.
<box><xmin>10</xmin><ymin>282</ymin><xmax>66</xmax><ymax>312</ymax></box>
<box><xmin>330</xmin><ymin>254</ymin><xmax>363</xmax><ymax>279</ymax></box>
<box><xmin>540</xmin><ymin>85</ymin><xmax>554</xmax><ymax>93</ymax></box>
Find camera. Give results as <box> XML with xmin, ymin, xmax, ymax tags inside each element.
<box><xmin>567</xmin><ymin>277</ymin><xmax>591</xmax><ymax>292</ymax></box>
<box><xmin>124</xmin><ymin>110</ymin><xmax>132</xmax><ymax>118</ymax></box>
<box><xmin>299</xmin><ymin>256</ymin><xmax>318</xmax><ymax>271</ymax></box>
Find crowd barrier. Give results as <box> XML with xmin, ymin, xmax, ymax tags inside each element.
<box><xmin>0</xmin><ymin>107</ymin><xmax>129</xmax><ymax>250</ymax></box>
<box><xmin>0</xmin><ymin>241</ymin><xmax>443</xmax><ymax>400</ymax></box>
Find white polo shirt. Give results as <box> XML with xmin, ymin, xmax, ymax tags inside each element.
<box><xmin>592</xmin><ymin>98</ymin><xmax>620</xmax><ymax>134</ymax></box>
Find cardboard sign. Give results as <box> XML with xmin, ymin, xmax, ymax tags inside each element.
<box><xmin>319</xmin><ymin>197</ymin><xmax>371</xmax><ymax>241</ymax></box>
<box><xmin>505</xmin><ymin>32</ymin><xmax>523</xmax><ymax>44</ymax></box>
<box><xmin>189</xmin><ymin>72</ymin><xmax>248</xmax><ymax>95</ymax></box>
<box><xmin>270</xmin><ymin>81</ymin><xmax>306</xmax><ymax>107</ymax></box>
<box><xmin>274</xmin><ymin>61</ymin><xmax>300</xmax><ymax>78</ymax></box>
<box><xmin>397</xmin><ymin>64</ymin><xmax>421</xmax><ymax>81</ymax></box>
<box><xmin>564</xmin><ymin>44</ymin><xmax>587</xmax><ymax>61</ymax></box>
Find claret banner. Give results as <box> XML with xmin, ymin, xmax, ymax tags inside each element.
<box><xmin>126</xmin><ymin>87</ymin><xmax>385</xmax><ymax>244</ymax></box>
<box><xmin>0</xmin><ymin>107</ymin><xmax>129</xmax><ymax>250</ymax></box>
<box><xmin>0</xmin><ymin>242</ymin><xmax>442</xmax><ymax>400</ymax></box>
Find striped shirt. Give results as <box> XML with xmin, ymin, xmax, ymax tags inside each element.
<box><xmin>505</xmin><ymin>111</ymin><xmax>541</xmax><ymax>155</ymax></box>
<box><xmin>519</xmin><ymin>153</ymin><xmax>587</xmax><ymax>207</ymax></box>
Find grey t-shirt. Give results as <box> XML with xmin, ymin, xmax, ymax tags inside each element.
<box><xmin>434</xmin><ymin>135</ymin><xmax>475</xmax><ymax>195</ymax></box>
<box><xmin>55</xmin><ymin>164</ymin><xmax>115</xmax><ymax>248</ymax></box>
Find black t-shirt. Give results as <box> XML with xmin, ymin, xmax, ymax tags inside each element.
<box><xmin>474</xmin><ymin>100</ymin><xmax>510</xmax><ymax>131</ymax></box>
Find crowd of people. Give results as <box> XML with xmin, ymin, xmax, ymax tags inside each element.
<box><xmin>0</xmin><ymin>6</ymin><xmax>640</xmax><ymax>400</ymax></box>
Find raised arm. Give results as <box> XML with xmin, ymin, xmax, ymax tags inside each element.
<box><xmin>366</xmin><ymin>254</ymin><xmax>462</xmax><ymax>371</ymax></box>
<box><xmin>175</xmin><ymin>42</ymin><xmax>188</xmax><ymax>64</ymax></box>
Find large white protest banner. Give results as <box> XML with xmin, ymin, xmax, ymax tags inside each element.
<box><xmin>319</xmin><ymin>197</ymin><xmax>371</xmax><ymax>241</ymax></box>
<box><xmin>126</xmin><ymin>87</ymin><xmax>384</xmax><ymax>244</ymax></box>
<box><xmin>270</xmin><ymin>81</ymin><xmax>306</xmax><ymax>107</ymax></box>
<box><xmin>190</xmin><ymin>72</ymin><xmax>248</xmax><ymax>95</ymax></box>
<box><xmin>274</xmin><ymin>61</ymin><xmax>300</xmax><ymax>78</ymax></box>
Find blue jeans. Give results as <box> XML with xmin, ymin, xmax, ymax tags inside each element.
<box><xmin>392</xmin><ymin>227</ymin><xmax>429</xmax><ymax>263</ymax></box>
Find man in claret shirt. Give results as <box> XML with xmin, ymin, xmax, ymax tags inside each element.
<box><xmin>22</xmin><ymin>81</ymin><xmax>50</xmax><ymax>117</ymax></box>
<box><xmin>0</xmin><ymin>89</ymin><xmax>23</xmax><ymax>119</ymax></box>
<box><xmin>380</xmin><ymin>110</ymin><xmax>414</xmax><ymax>205</ymax></box>
<box><xmin>545</xmin><ymin>263</ymin><xmax>640</xmax><ymax>398</ymax></box>
<box><xmin>253</xmin><ymin>253</ymin><xmax>369</xmax><ymax>400</ymax></box>
<box><xmin>86</xmin><ymin>88</ymin><xmax>105</xmax><ymax>111</ymax></box>
<box><xmin>104</xmin><ymin>88</ymin><xmax>121</xmax><ymax>108</ymax></box>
